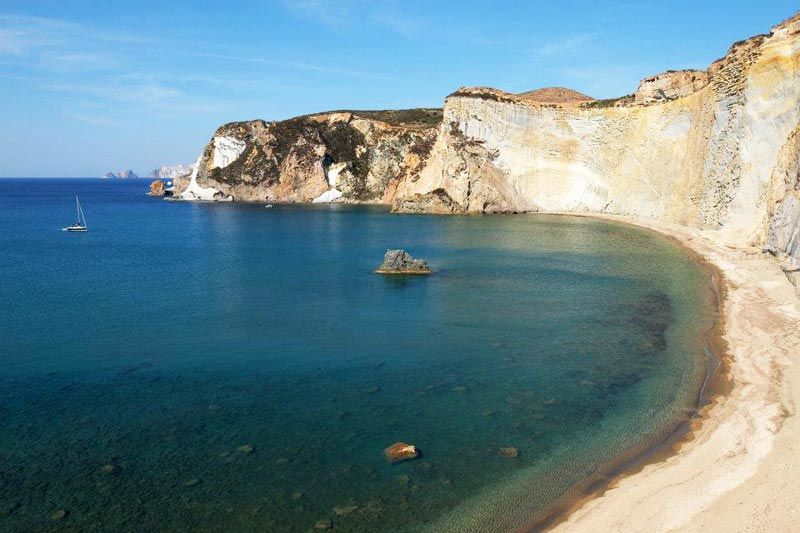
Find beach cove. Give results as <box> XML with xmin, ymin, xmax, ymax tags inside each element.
<box><xmin>0</xmin><ymin>179</ymin><xmax>722</xmax><ymax>531</ymax></box>
<box><xmin>552</xmin><ymin>214</ymin><xmax>800</xmax><ymax>532</ymax></box>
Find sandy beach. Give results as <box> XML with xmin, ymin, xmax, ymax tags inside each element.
<box><xmin>550</xmin><ymin>214</ymin><xmax>800</xmax><ymax>532</ymax></box>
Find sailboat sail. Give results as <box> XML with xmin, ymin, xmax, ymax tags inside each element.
<box><xmin>63</xmin><ymin>195</ymin><xmax>88</xmax><ymax>232</ymax></box>
<box><xmin>76</xmin><ymin>196</ymin><xmax>87</xmax><ymax>227</ymax></box>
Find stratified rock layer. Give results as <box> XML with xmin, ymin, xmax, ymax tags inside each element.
<box><xmin>181</xmin><ymin>13</ymin><xmax>800</xmax><ymax>265</ymax></box>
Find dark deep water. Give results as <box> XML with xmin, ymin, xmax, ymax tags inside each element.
<box><xmin>0</xmin><ymin>179</ymin><xmax>715</xmax><ymax>532</ymax></box>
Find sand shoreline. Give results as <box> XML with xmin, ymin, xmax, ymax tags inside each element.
<box><xmin>545</xmin><ymin>213</ymin><xmax>800</xmax><ymax>532</ymax></box>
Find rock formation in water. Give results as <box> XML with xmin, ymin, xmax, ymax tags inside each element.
<box><xmin>376</xmin><ymin>250</ymin><xmax>432</xmax><ymax>275</ymax></box>
<box><xmin>103</xmin><ymin>169</ymin><xmax>139</xmax><ymax>179</ymax></box>
<box><xmin>148</xmin><ymin>164</ymin><xmax>195</xmax><ymax>179</ymax></box>
<box><xmin>178</xmin><ymin>13</ymin><xmax>800</xmax><ymax>266</ymax></box>
<box><xmin>149</xmin><ymin>179</ymin><xmax>165</xmax><ymax>197</ymax></box>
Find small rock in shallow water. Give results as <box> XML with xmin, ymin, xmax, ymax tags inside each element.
<box><xmin>450</xmin><ymin>386</ymin><xmax>468</xmax><ymax>393</ymax></box>
<box><xmin>183</xmin><ymin>478</ymin><xmax>202</xmax><ymax>487</ymax></box>
<box><xmin>237</xmin><ymin>444</ymin><xmax>255</xmax><ymax>454</ymax></box>
<box><xmin>333</xmin><ymin>504</ymin><xmax>358</xmax><ymax>516</ymax></box>
<box><xmin>314</xmin><ymin>518</ymin><xmax>333</xmax><ymax>530</ymax></box>
<box><xmin>50</xmin><ymin>509</ymin><xmax>68</xmax><ymax>520</ymax></box>
<box><xmin>275</xmin><ymin>457</ymin><xmax>289</xmax><ymax>465</ymax></box>
<box><xmin>98</xmin><ymin>464</ymin><xmax>119</xmax><ymax>475</ymax></box>
<box><xmin>483</xmin><ymin>409</ymin><xmax>496</xmax><ymax>417</ymax></box>
<box><xmin>384</xmin><ymin>442</ymin><xmax>419</xmax><ymax>463</ymax></box>
<box><xmin>361</xmin><ymin>385</ymin><xmax>381</xmax><ymax>394</ymax></box>
<box><xmin>290</xmin><ymin>491</ymin><xmax>303</xmax><ymax>501</ymax></box>
<box><xmin>497</xmin><ymin>447</ymin><xmax>519</xmax><ymax>458</ymax></box>
<box><xmin>375</xmin><ymin>249</ymin><xmax>431</xmax><ymax>275</ymax></box>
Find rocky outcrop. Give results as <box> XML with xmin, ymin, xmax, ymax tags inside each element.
<box><xmin>180</xmin><ymin>12</ymin><xmax>800</xmax><ymax>266</ymax></box>
<box><xmin>148</xmin><ymin>179</ymin><xmax>165</xmax><ymax>197</ymax></box>
<box><xmin>148</xmin><ymin>164</ymin><xmax>194</xmax><ymax>179</ymax></box>
<box><xmin>376</xmin><ymin>250</ymin><xmax>431</xmax><ymax>275</ymax></box>
<box><xmin>634</xmin><ymin>70</ymin><xmax>709</xmax><ymax>104</ymax></box>
<box><xmin>179</xmin><ymin>109</ymin><xmax>441</xmax><ymax>203</ymax></box>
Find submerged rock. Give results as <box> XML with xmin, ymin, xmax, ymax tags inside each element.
<box><xmin>237</xmin><ymin>444</ymin><xmax>255</xmax><ymax>454</ymax></box>
<box><xmin>333</xmin><ymin>504</ymin><xmax>358</xmax><ymax>516</ymax></box>
<box><xmin>50</xmin><ymin>509</ymin><xmax>68</xmax><ymax>520</ymax></box>
<box><xmin>98</xmin><ymin>463</ymin><xmax>119</xmax><ymax>475</ymax></box>
<box><xmin>497</xmin><ymin>447</ymin><xmax>519</xmax><ymax>458</ymax></box>
<box><xmin>376</xmin><ymin>250</ymin><xmax>431</xmax><ymax>275</ymax></box>
<box><xmin>384</xmin><ymin>442</ymin><xmax>420</xmax><ymax>463</ymax></box>
<box><xmin>314</xmin><ymin>518</ymin><xmax>333</xmax><ymax>530</ymax></box>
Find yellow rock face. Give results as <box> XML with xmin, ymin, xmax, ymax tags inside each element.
<box><xmin>392</xmin><ymin>13</ymin><xmax>800</xmax><ymax>253</ymax></box>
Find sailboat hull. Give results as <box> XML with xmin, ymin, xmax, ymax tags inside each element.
<box><xmin>62</xmin><ymin>225</ymin><xmax>87</xmax><ymax>232</ymax></box>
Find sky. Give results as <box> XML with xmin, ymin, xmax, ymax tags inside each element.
<box><xmin>0</xmin><ymin>0</ymin><xmax>797</xmax><ymax>177</ymax></box>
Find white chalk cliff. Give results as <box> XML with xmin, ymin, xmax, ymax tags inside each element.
<box><xmin>178</xmin><ymin>13</ymin><xmax>800</xmax><ymax>265</ymax></box>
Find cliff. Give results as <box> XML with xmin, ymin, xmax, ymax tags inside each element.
<box><xmin>177</xmin><ymin>109</ymin><xmax>441</xmax><ymax>203</ymax></box>
<box><xmin>148</xmin><ymin>164</ymin><xmax>195</xmax><ymax>180</ymax></box>
<box><xmin>393</xmin><ymin>13</ymin><xmax>800</xmax><ymax>261</ymax></box>
<box><xmin>181</xmin><ymin>12</ymin><xmax>800</xmax><ymax>264</ymax></box>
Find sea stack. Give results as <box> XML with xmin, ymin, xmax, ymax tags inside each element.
<box><xmin>376</xmin><ymin>250</ymin><xmax>431</xmax><ymax>275</ymax></box>
<box><xmin>149</xmin><ymin>180</ymin><xmax>165</xmax><ymax>197</ymax></box>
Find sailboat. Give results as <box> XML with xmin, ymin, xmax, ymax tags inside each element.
<box><xmin>62</xmin><ymin>195</ymin><xmax>88</xmax><ymax>232</ymax></box>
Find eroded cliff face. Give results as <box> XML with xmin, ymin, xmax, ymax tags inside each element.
<box><xmin>181</xmin><ymin>13</ymin><xmax>800</xmax><ymax>263</ymax></box>
<box><xmin>392</xmin><ymin>13</ymin><xmax>800</xmax><ymax>259</ymax></box>
<box><xmin>178</xmin><ymin>109</ymin><xmax>441</xmax><ymax>203</ymax></box>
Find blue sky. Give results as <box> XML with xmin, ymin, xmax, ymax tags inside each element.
<box><xmin>0</xmin><ymin>0</ymin><xmax>797</xmax><ymax>177</ymax></box>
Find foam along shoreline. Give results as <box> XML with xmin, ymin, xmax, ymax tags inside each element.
<box><xmin>547</xmin><ymin>213</ymin><xmax>800</xmax><ymax>532</ymax></box>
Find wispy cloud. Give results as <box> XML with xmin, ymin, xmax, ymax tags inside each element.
<box><xmin>48</xmin><ymin>81</ymin><xmax>183</xmax><ymax>106</ymax></box>
<box><xmin>63</xmin><ymin>112</ymin><xmax>122</xmax><ymax>127</ymax></box>
<box><xmin>186</xmin><ymin>51</ymin><xmax>396</xmax><ymax>81</ymax></box>
<box><xmin>535</xmin><ymin>32</ymin><xmax>600</xmax><ymax>61</ymax></box>
<box><xmin>279</xmin><ymin>0</ymin><xmax>426</xmax><ymax>38</ymax></box>
<box><xmin>0</xmin><ymin>14</ymin><xmax>147</xmax><ymax>57</ymax></box>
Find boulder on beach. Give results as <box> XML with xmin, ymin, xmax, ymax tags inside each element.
<box><xmin>384</xmin><ymin>442</ymin><xmax>420</xmax><ymax>463</ymax></box>
<box><xmin>375</xmin><ymin>250</ymin><xmax>431</xmax><ymax>275</ymax></box>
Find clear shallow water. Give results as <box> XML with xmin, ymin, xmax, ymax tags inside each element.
<box><xmin>0</xmin><ymin>179</ymin><xmax>715</xmax><ymax>532</ymax></box>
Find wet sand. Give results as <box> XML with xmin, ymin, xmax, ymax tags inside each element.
<box><xmin>549</xmin><ymin>214</ymin><xmax>800</xmax><ymax>532</ymax></box>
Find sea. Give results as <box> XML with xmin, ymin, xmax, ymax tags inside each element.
<box><xmin>0</xmin><ymin>178</ymin><xmax>717</xmax><ymax>531</ymax></box>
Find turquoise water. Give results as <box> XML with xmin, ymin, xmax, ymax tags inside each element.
<box><xmin>0</xmin><ymin>179</ymin><xmax>715</xmax><ymax>532</ymax></box>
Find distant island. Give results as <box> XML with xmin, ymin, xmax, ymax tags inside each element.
<box><xmin>102</xmin><ymin>169</ymin><xmax>139</xmax><ymax>179</ymax></box>
<box><xmin>102</xmin><ymin>163</ymin><xmax>195</xmax><ymax>180</ymax></box>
